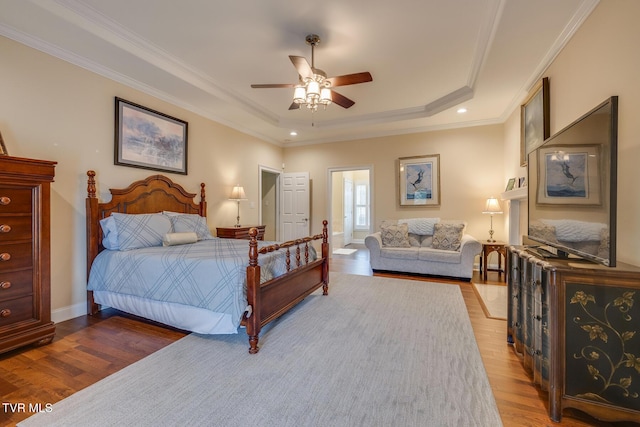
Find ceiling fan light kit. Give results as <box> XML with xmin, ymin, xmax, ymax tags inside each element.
<box><xmin>251</xmin><ymin>34</ymin><xmax>372</xmax><ymax>114</ymax></box>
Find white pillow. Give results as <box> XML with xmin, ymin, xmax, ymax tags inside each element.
<box><xmin>99</xmin><ymin>216</ymin><xmax>119</xmax><ymax>250</ymax></box>
<box><xmin>111</xmin><ymin>213</ymin><xmax>172</xmax><ymax>251</ymax></box>
<box><xmin>398</xmin><ymin>218</ymin><xmax>440</xmax><ymax>235</ymax></box>
<box><xmin>163</xmin><ymin>211</ymin><xmax>214</xmax><ymax>240</ymax></box>
<box><xmin>163</xmin><ymin>232</ymin><xmax>198</xmax><ymax>246</ymax></box>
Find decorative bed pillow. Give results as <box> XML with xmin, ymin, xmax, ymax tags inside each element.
<box><xmin>163</xmin><ymin>212</ymin><xmax>214</xmax><ymax>240</ymax></box>
<box><xmin>99</xmin><ymin>216</ymin><xmax>119</xmax><ymax>250</ymax></box>
<box><xmin>431</xmin><ymin>223</ymin><xmax>464</xmax><ymax>251</ymax></box>
<box><xmin>380</xmin><ymin>223</ymin><xmax>411</xmax><ymax>247</ymax></box>
<box><xmin>111</xmin><ymin>212</ymin><xmax>172</xmax><ymax>251</ymax></box>
<box><xmin>163</xmin><ymin>232</ymin><xmax>198</xmax><ymax>246</ymax></box>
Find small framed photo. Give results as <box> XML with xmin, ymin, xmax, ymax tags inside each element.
<box><xmin>520</xmin><ymin>77</ymin><xmax>550</xmax><ymax>166</ymax></box>
<box><xmin>505</xmin><ymin>178</ymin><xmax>516</xmax><ymax>191</ymax></box>
<box><xmin>398</xmin><ymin>154</ymin><xmax>440</xmax><ymax>206</ymax></box>
<box><xmin>115</xmin><ymin>97</ymin><xmax>188</xmax><ymax>175</ymax></box>
<box><xmin>518</xmin><ymin>177</ymin><xmax>526</xmax><ymax>187</ymax></box>
<box><xmin>0</xmin><ymin>131</ymin><xmax>8</xmax><ymax>156</ymax></box>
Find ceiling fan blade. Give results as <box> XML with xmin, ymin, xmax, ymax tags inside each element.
<box><xmin>326</xmin><ymin>72</ymin><xmax>372</xmax><ymax>87</ymax></box>
<box><xmin>250</xmin><ymin>83</ymin><xmax>296</xmax><ymax>88</ymax></box>
<box><xmin>289</xmin><ymin>55</ymin><xmax>313</xmax><ymax>79</ymax></box>
<box><xmin>288</xmin><ymin>102</ymin><xmax>300</xmax><ymax>110</ymax></box>
<box><xmin>330</xmin><ymin>90</ymin><xmax>355</xmax><ymax>109</ymax></box>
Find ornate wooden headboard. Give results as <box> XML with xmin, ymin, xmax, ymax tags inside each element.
<box><xmin>85</xmin><ymin>170</ymin><xmax>207</xmax><ymax>282</ymax></box>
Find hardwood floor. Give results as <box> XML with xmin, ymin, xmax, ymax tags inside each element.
<box><xmin>0</xmin><ymin>245</ymin><xmax>631</xmax><ymax>426</ymax></box>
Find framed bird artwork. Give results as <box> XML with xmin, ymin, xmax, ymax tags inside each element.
<box><xmin>398</xmin><ymin>154</ymin><xmax>440</xmax><ymax>206</ymax></box>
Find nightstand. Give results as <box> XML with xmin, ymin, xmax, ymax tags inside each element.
<box><xmin>480</xmin><ymin>241</ymin><xmax>506</xmax><ymax>281</ymax></box>
<box><xmin>216</xmin><ymin>225</ymin><xmax>265</xmax><ymax>240</ymax></box>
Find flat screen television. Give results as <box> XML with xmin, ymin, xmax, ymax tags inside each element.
<box><xmin>527</xmin><ymin>96</ymin><xmax>618</xmax><ymax>266</ymax></box>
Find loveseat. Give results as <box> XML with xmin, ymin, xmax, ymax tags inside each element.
<box><xmin>364</xmin><ymin>218</ymin><xmax>481</xmax><ymax>280</ymax></box>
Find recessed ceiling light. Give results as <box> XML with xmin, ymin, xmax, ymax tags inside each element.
<box><xmin>290</xmin><ymin>131</ymin><xmax>298</xmax><ymax>136</ymax></box>
<box><xmin>457</xmin><ymin>108</ymin><xmax>467</xmax><ymax>114</ymax></box>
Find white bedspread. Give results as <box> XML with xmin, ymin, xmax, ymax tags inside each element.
<box><xmin>88</xmin><ymin>238</ymin><xmax>316</xmax><ymax>333</ymax></box>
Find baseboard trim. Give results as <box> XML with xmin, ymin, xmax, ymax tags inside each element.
<box><xmin>52</xmin><ymin>302</ymin><xmax>87</xmax><ymax>323</ymax></box>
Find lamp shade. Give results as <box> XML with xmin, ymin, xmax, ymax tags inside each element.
<box><xmin>482</xmin><ymin>197</ymin><xmax>503</xmax><ymax>214</ymax></box>
<box><xmin>229</xmin><ymin>185</ymin><xmax>247</xmax><ymax>200</ymax></box>
<box><xmin>293</xmin><ymin>86</ymin><xmax>306</xmax><ymax>104</ymax></box>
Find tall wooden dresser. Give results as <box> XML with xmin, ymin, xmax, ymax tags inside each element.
<box><xmin>507</xmin><ymin>245</ymin><xmax>640</xmax><ymax>423</ymax></box>
<box><xmin>0</xmin><ymin>156</ymin><xmax>56</xmax><ymax>354</ymax></box>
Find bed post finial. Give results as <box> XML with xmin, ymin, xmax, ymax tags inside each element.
<box><xmin>321</xmin><ymin>220</ymin><xmax>329</xmax><ymax>295</ymax></box>
<box><xmin>200</xmin><ymin>183</ymin><xmax>206</xmax><ymax>202</ymax></box>
<box><xmin>87</xmin><ymin>170</ymin><xmax>96</xmax><ymax>198</ymax></box>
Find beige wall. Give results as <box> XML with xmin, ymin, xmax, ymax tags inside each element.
<box><xmin>0</xmin><ymin>36</ymin><xmax>284</xmax><ymax>320</ymax></box>
<box><xmin>284</xmin><ymin>125</ymin><xmax>505</xmax><ymax>242</ymax></box>
<box><xmin>501</xmin><ymin>0</ymin><xmax>640</xmax><ymax>267</ymax></box>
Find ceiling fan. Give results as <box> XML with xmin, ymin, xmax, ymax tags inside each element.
<box><xmin>251</xmin><ymin>34</ymin><xmax>373</xmax><ymax>111</ymax></box>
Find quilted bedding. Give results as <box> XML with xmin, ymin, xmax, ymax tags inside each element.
<box><xmin>87</xmin><ymin>238</ymin><xmax>316</xmax><ymax>330</ymax></box>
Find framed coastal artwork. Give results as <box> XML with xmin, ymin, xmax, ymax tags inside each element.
<box><xmin>115</xmin><ymin>97</ymin><xmax>188</xmax><ymax>175</ymax></box>
<box><xmin>520</xmin><ymin>77</ymin><xmax>550</xmax><ymax>166</ymax></box>
<box><xmin>398</xmin><ymin>154</ymin><xmax>440</xmax><ymax>206</ymax></box>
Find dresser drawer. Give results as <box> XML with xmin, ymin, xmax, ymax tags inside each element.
<box><xmin>0</xmin><ymin>215</ymin><xmax>33</xmax><ymax>242</ymax></box>
<box><xmin>0</xmin><ymin>269</ymin><xmax>33</xmax><ymax>301</ymax></box>
<box><xmin>0</xmin><ymin>295</ymin><xmax>34</xmax><ymax>327</ymax></box>
<box><xmin>0</xmin><ymin>187</ymin><xmax>33</xmax><ymax>214</ymax></box>
<box><xmin>0</xmin><ymin>242</ymin><xmax>33</xmax><ymax>271</ymax></box>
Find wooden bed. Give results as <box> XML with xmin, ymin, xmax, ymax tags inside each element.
<box><xmin>85</xmin><ymin>170</ymin><xmax>329</xmax><ymax>353</ymax></box>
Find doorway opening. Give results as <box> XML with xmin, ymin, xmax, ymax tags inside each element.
<box><xmin>328</xmin><ymin>166</ymin><xmax>373</xmax><ymax>252</ymax></box>
<box><xmin>259</xmin><ymin>166</ymin><xmax>280</xmax><ymax>241</ymax></box>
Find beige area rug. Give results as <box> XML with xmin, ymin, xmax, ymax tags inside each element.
<box><xmin>20</xmin><ymin>273</ymin><xmax>502</xmax><ymax>427</ymax></box>
<box><xmin>472</xmin><ymin>282</ymin><xmax>508</xmax><ymax>320</ymax></box>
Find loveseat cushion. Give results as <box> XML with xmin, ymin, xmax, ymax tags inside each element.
<box><xmin>432</xmin><ymin>223</ymin><xmax>464</xmax><ymax>251</ymax></box>
<box><xmin>418</xmin><ymin>247</ymin><xmax>462</xmax><ymax>264</ymax></box>
<box><xmin>408</xmin><ymin>233</ymin><xmax>433</xmax><ymax>247</ymax></box>
<box><xmin>380</xmin><ymin>222</ymin><xmax>411</xmax><ymax>247</ymax></box>
<box><xmin>380</xmin><ymin>247</ymin><xmax>419</xmax><ymax>260</ymax></box>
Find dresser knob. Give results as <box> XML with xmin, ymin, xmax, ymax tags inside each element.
<box><xmin>0</xmin><ymin>281</ymin><xmax>10</xmax><ymax>289</ymax></box>
<box><xmin>0</xmin><ymin>224</ymin><xmax>11</xmax><ymax>233</ymax></box>
<box><xmin>0</xmin><ymin>197</ymin><xmax>10</xmax><ymax>206</ymax></box>
<box><xmin>0</xmin><ymin>253</ymin><xmax>10</xmax><ymax>262</ymax></box>
<box><xmin>0</xmin><ymin>309</ymin><xmax>10</xmax><ymax>318</ymax></box>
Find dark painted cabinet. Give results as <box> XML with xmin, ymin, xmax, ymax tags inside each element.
<box><xmin>507</xmin><ymin>246</ymin><xmax>640</xmax><ymax>423</ymax></box>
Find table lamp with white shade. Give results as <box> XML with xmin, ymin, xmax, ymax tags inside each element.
<box><xmin>482</xmin><ymin>197</ymin><xmax>503</xmax><ymax>242</ymax></box>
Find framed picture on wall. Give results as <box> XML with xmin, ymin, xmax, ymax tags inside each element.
<box><xmin>398</xmin><ymin>154</ymin><xmax>440</xmax><ymax>206</ymax></box>
<box><xmin>520</xmin><ymin>77</ymin><xmax>550</xmax><ymax>166</ymax></box>
<box><xmin>115</xmin><ymin>97</ymin><xmax>188</xmax><ymax>175</ymax></box>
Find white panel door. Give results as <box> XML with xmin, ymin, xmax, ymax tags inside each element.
<box><xmin>280</xmin><ymin>172</ymin><xmax>310</xmax><ymax>240</ymax></box>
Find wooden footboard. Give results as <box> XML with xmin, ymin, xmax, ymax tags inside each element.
<box><xmin>244</xmin><ymin>221</ymin><xmax>329</xmax><ymax>353</ymax></box>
